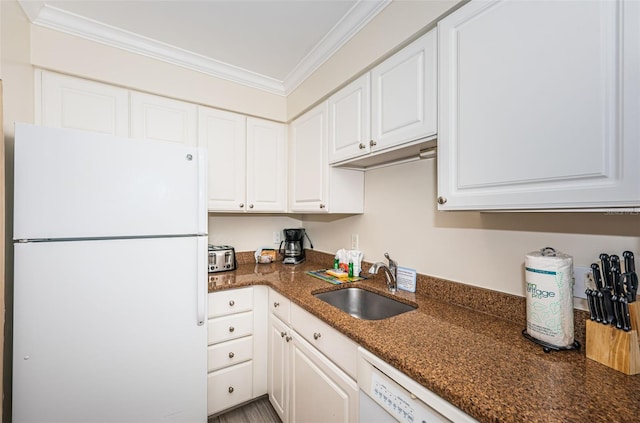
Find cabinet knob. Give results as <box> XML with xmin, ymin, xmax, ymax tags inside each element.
<box><xmin>319</xmin><ymin>204</ymin><xmax>326</xmax><ymax>209</ymax></box>
<box><xmin>229</xmin><ymin>300</ymin><xmax>235</xmax><ymax>307</ymax></box>
<box><xmin>281</xmin><ymin>331</ymin><xmax>286</xmax><ymax>338</ymax></box>
<box><xmin>249</xmin><ymin>204</ymin><xmax>254</xmax><ymax>209</ymax></box>
<box><xmin>228</xmin><ymin>326</ymin><xmax>235</xmax><ymax>333</ymax></box>
<box><xmin>274</xmin><ymin>302</ymin><xmax>280</xmax><ymax>308</ymax></box>
<box><xmin>228</xmin><ymin>386</ymin><xmax>234</xmax><ymax>393</ymax></box>
<box><xmin>285</xmin><ymin>335</ymin><xmax>292</xmax><ymax>342</ymax></box>
<box><xmin>228</xmin><ymin>352</ymin><xmax>235</xmax><ymax>358</ymax></box>
<box><xmin>313</xmin><ymin>332</ymin><xmax>322</xmax><ymax>340</ymax></box>
<box><xmin>369</xmin><ymin>140</ymin><xmax>377</xmax><ymax>147</ymax></box>
<box><xmin>239</xmin><ymin>203</ymin><xmax>245</xmax><ymax>208</ymax></box>
<box><xmin>437</xmin><ymin>196</ymin><xmax>447</xmax><ymax>205</ymax></box>
<box><xmin>358</xmin><ymin>143</ymin><xmax>366</xmax><ymax>150</ymax></box>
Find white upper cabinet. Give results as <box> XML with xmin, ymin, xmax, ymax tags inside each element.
<box><xmin>289</xmin><ymin>102</ymin><xmax>364</xmax><ymax>214</ymax></box>
<box><xmin>328</xmin><ymin>74</ymin><xmax>371</xmax><ymax>164</ymax></box>
<box><xmin>437</xmin><ymin>0</ymin><xmax>640</xmax><ymax>210</ymax></box>
<box><xmin>37</xmin><ymin>70</ymin><xmax>129</xmax><ymax>137</ymax></box>
<box><xmin>328</xmin><ymin>30</ymin><xmax>437</xmax><ymax>167</ymax></box>
<box><xmin>371</xmin><ymin>29</ymin><xmax>437</xmax><ymax>151</ymax></box>
<box><xmin>246</xmin><ymin>117</ymin><xmax>287</xmax><ymax>212</ymax></box>
<box><xmin>199</xmin><ymin>107</ymin><xmax>287</xmax><ymax>213</ymax></box>
<box><xmin>130</xmin><ymin>91</ymin><xmax>197</xmax><ymax>146</ymax></box>
<box><xmin>198</xmin><ymin>107</ymin><xmax>247</xmax><ymax>211</ymax></box>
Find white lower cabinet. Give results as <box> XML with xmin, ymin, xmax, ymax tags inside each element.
<box><xmin>268</xmin><ymin>291</ymin><xmax>358</xmax><ymax>423</ymax></box>
<box><xmin>289</xmin><ymin>333</ymin><xmax>358</xmax><ymax>423</ymax></box>
<box><xmin>207</xmin><ymin>286</ymin><xmax>267</xmax><ymax>416</ymax></box>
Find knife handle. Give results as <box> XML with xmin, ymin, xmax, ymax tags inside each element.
<box><xmin>600</xmin><ymin>254</ymin><xmax>613</xmax><ymax>289</ymax></box>
<box><xmin>586</xmin><ymin>289</ymin><xmax>597</xmax><ymax>321</ymax></box>
<box><xmin>612</xmin><ymin>294</ymin><xmax>623</xmax><ymax>330</ymax></box>
<box><xmin>597</xmin><ymin>292</ymin><xmax>609</xmax><ymax>325</ymax></box>
<box><xmin>620</xmin><ymin>297</ymin><xmax>631</xmax><ymax>331</ymax></box>
<box><xmin>623</xmin><ymin>251</ymin><xmax>636</xmax><ymax>274</ymax></box>
<box><xmin>591</xmin><ymin>263</ymin><xmax>604</xmax><ymax>290</ymax></box>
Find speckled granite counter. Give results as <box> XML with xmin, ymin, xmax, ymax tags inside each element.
<box><xmin>208</xmin><ymin>254</ymin><xmax>640</xmax><ymax>423</ymax></box>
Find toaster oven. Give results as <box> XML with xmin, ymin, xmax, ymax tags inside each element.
<box><xmin>208</xmin><ymin>245</ymin><xmax>236</xmax><ymax>273</ymax></box>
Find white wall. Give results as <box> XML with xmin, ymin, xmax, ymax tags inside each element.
<box><xmin>301</xmin><ymin>159</ymin><xmax>640</xmax><ymax>298</ymax></box>
<box><xmin>208</xmin><ymin>214</ymin><xmax>302</xmax><ymax>253</ymax></box>
<box><xmin>30</xmin><ymin>26</ymin><xmax>287</xmax><ymax>122</ymax></box>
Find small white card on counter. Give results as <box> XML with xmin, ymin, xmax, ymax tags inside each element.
<box><xmin>396</xmin><ymin>266</ymin><xmax>417</xmax><ymax>293</ymax></box>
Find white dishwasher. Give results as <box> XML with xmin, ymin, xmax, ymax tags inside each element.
<box><xmin>357</xmin><ymin>348</ymin><xmax>480</xmax><ymax>423</ymax></box>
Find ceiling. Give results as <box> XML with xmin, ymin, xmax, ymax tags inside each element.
<box><xmin>18</xmin><ymin>0</ymin><xmax>391</xmax><ymax>95</ymax></box>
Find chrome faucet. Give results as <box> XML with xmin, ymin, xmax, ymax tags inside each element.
<box><xmin>369</xmin><ymin>253</ymin><xmax>398</xmax><ymax>293</ymax></box>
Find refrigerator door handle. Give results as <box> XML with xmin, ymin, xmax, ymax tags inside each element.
<box><xmin>196</xmin><ymin>148</ymin><xmax>208</xmax><ymax>235</ymax></box>
<box><xmin>197</xmin><ymin>237</ymin><xmax>207</xmax><ymax>326</ymax></box>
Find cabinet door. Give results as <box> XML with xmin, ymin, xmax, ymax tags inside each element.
<box><xmin>130</xmin><ymin>91</ymin><xmax>197</xmax><ymax>146</ymax></box>
<box><xmin>289</xmin><ymin>103</ymin><xmax>328</xmax><ymax>213</ymax></box>
<box><xmin>198</xmin><ymin>107</ymin><xmax>247</xmax><ymax>211</ymax></box>
<box><xmin>38</xmin><ymin>70</ymin><xmax>129</xmax><ymax>137</ymax></box>
<box><xmin>371</xmin><ymin>29</ymin><xmax>437</xmax><ymax>151</ymax></box>
<box><xmin>437</xmin><ymin>0</ymin><xmax>640</xmax><ymax>210</ymax></box>
<box><xmin>246</xmin><ymin>118</ymin><xmax>287</xmax><ymax>212</ymax></box>
<box><xmin>328</xmin><ymin>74</ymin><xmax>371</xmax><ymax>164</ymax></box>
<box><xmin>268</xmin><ymin>316</ymin><xmax>290</xmax><ymax>423</ymax></box>
<box><xmin>290</xmin><ymin>333</ymin><xmax>358</xmax><ymax>423</ymax></box>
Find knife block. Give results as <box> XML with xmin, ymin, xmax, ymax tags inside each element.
<box><xmin>586</xmin><ymin>301</ymin><xmax>640</xmax><ymax>375</ymax></box>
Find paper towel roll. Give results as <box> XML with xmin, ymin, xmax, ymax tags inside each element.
<box><xmin>525</xmin><ymin>247</ymin><xmax>574</xmax><ymax>347</ymax></box>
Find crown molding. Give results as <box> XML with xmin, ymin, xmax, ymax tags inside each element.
<box><xmin>283</xmin><ymin>0</ymin><xmax>391</xmax><ymax>94</ymax></box>
<box><xmin>18</xmin><ymin>0</ymin><xmax>390</xmax><ymax>96</ymax></box>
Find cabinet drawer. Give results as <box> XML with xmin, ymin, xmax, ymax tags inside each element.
<box><xmin>208</xmin><ymin>311</ymin><xmax>253</xmax><ymax>345</ymax></box>
<box><xmin>269</xmin><ymin>289</ymin><xmax>290</xmax><ymax>323</ymax></box>
<box><xmin>208</xmin><ymin>287</ymin><xmax>253</xmax><ymax>318</ymax></box>
<box><xmin>208</xmin><ymin>336</ymin><xmax>253</xmax><ymax>372</ymax></box>
<box><xmin>207</xmin><ymin>361</ymin><xmax>253</xmax><ymax>415</ymax></box>
<box><xmin>290</xmin><ymin>303</ymin><xmax>358</xmax><ymax>379</ymax></box>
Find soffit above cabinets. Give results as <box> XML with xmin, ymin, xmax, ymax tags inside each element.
<box><xmin>18</xmin><ymin>0</ymin><xmax>391</xmax><ymax>96</ymax></box>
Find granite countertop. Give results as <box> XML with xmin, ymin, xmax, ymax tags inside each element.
<box><xmin>208</xmin><ymin>254</ymin><xmax>640</xmax><ymax>423</ymax></box>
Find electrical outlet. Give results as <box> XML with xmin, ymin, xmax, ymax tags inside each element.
<box><xmin>573</xmin><ymin>266</ymin><xmax>593</xmax><ymax>299</ymax></box>
<box><xmin>351</xmin><ymin>234</ymin><xmax>359</xmax><ymax>250</ymax></box>
<box><xmin>273</xmin><ymin>231</ymin><xmax>281</xmax><ymax>244</ymax></box>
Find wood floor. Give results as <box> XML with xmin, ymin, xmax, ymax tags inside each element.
<box><xmin>208</xmin><ymin>396</ymin><xmax>281</xmax><ymax>423</ymax></box>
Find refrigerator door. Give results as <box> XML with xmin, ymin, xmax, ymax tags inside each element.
<box><xmin>13</xmin><ymin>123</ymin><xmax>207</xmax><ymax>240</ymax></box>
<box><xmin>13</xmin><ymin>237</ymin><xmax>207</xmax><ymax>423</ymax></box>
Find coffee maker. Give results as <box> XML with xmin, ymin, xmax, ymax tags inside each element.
<box><xmin>280</xmin><ymin>228</ymin><xmax>312</xmax><ymax>264</ymax></box>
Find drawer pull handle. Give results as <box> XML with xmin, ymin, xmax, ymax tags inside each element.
<box><xmin>280</xmin><ymin>331</ymin><xmax>286</xmax><ymax>338</ymax></box>
<box><xmin>239</xmin><ymin>203</ymin><xmax>244</xmax><ymax>208</ymax></box>
<box><xmin>274</xmin><ymin>302</ymin><xmax>280</xmax><ymax>308</ymax></box>
<box><xmin>285</xmin><ymin>335</ymin><xmax>292</xmax><ymax>342</ymax></box>
<box><xmin>358</xmin><ymin>143</ymin><xmax>366</xmax><ymax>150</ymax></box>
<box><xmin>313</xmin><ymin>332</ymin><xmax>321</xmax><ymax>340</ymax></box>
<box><xmin>370</xmin><ymin>140</ymin><xmax>377</xmax><ymax>147</ymax></box>
<box><xmin>228</xmin><ymin>352</ymin><xmax>235</xmax><ymax>358</ymax></box>
<box><xmin>228</xmin><ymin>386</ymin><xmax>234</xmax><ymax>393</ymax></box>
<box><xmin>229</xmin><ymin>326</ymin><xmax>235</xmax><ymax>333</ymax></box>
<box><xmin>229</xmin><ymin>300</ymin><xmax>235</xmax><ymax>307</ymax></box>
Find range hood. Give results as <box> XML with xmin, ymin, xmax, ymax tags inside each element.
<box><xmin>331</xmin><ymin>136</ymin><xmax>437</xmax><ymax>170</ymax></box>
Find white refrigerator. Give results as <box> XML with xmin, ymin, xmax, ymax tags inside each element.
<box><xmin>12</xmin><ymin>123</ymin><xmax>208</xmax><ymax>423</ymax></box>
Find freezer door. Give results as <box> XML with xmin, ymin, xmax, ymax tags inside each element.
<box><xmin>13</xmin><ymin>237</ymin><xmax>207</xmax><ymax>423</ymax></box>
<box><xmin>14</xmin><ymin>123</ymin><xmax>207</xmax><ymax>240</ymax></box>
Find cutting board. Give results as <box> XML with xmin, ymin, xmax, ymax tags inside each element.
<box><xmin>306</xmin><ymin>269</ymin><xmax>366</xmax><ymax>285</ymax></box>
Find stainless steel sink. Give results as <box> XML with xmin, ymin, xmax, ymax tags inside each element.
<box><xmin>313</xmin><ymin>287</ymin><xmax>416</xmax><ymax>320</ymax></box>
